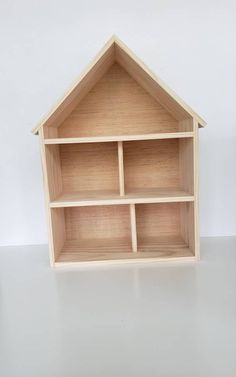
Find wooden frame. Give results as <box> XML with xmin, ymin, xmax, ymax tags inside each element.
<box><xmin>34</xmin><ymin>36</ymin><xmax>205</xmax><ymax>267</ymax></box>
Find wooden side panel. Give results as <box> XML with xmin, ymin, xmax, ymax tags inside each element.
<box><xmin>58</xmin><ymin>63</ymin><xmax>179</xmax><ymax>138</ymax></box>
<box><xmin>51</xmin><ymin>208</ymin><xmax>66</xmax><ymax>260</ymax></box>
<box><xmin>180</xmin><ymin>202</ymin><xmax>195</xmax><ymax>255</ymax></box>
<box><xmin>124</xmin><ymin>139</ymin><xmax>180</xmax><ymax>193</ymax></box>
<box><xmin>59</xmin><ymin>142</ymin><xmax>119</xmax><ymax>194</ymax></box>
<box><xmin>44</xmin><ymin>144</ymin><xmax>63</xmax><ymax>200</ymax></box>
<box><xmin>179</xmin><ymin>138</ymin><xmax>194</xmax><ymax>194</ymax></box>
<box><xmin>193</xmin><ymin>119</ymin><xmax>200</xmax><ymax>258</ymax></box>
<box><xmin>38</xmin><ymin>128</ymin><xmax>56</xmax><ymax>265</ymax></box>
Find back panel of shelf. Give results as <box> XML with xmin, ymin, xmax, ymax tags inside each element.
<box><xmin>123</xmin><ymin>138</ymin><xmax>194</xmax><ymax>196</ymax></box>
<box><xmin>44</xmin><ymin>63</ymin><xmax>193</xmax><ymax>139</ymax></box>
<box><xmin>135</xmin><ymin>202</ymin><xmax>195</xmax><ymax>256</ymax></box>
<box><xmin>45</xmin><ymin>142</ymin><xmax>120</xmax><ymax>201</ymax></box>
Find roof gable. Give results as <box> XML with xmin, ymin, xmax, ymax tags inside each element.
<box><xmin>32</xmin><ymin>35</ymin><xmax>206</xmax><ymax>135</ymax></box>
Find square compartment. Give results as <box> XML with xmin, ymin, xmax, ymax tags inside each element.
<box><xmin>51</xmin><ymin>205</ymin><xmax>132</xmax><ymax>263</ymax></box>
<box><xmin>45</xmin><ymin>142</ymin><xmax>120</xmax><ymax>202</ymax></box>
<box><xmin>123</xmin><ymin>138</ymin><xmax>194</xmax><ymax>197</ymax></box>
<box><xmin>135</xmin><ymin>202</ymin><xmax>195</xmax><ymax>258</ymax></box>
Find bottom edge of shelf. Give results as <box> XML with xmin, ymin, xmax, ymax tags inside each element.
<box><xmin>54</xmin><ymin>255</ymin><xmax>197</xmax><ymax>267</ymax></box>
<box><xmin>54</xmin><ymin>238</ymin><xmax>195</xmax><ymax>265</ymax></box>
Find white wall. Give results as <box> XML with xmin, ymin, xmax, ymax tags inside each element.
<box><xmin>0</xmin><ymin>0</ymin><xmax>236</xmax><ymax>246</ymax></box>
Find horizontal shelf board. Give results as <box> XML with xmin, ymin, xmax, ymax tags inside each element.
<box><xmin>50</xmin><ymin>189</ymin><xmax>194</xmax><ymax>208</ymax></box>
<box><xmin>44</xmin><ymin>132</ymin><xmax>194</xmax><ymax>145</ymax></box>
<box><xmin>56</xmin><ymin>236</ymin><xmax>194</xmax><ymax>264</ymax></box>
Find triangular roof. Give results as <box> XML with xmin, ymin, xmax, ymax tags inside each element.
<box><xmin>32</xmin><ymin>35</ymin><xmax>206</xmax><ymax>135</ymax></box>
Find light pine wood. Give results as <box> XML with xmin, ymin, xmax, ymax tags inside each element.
<box><xmin>179</xmin><ymin>138</ymin><xmax>194</xmax><ymax>194</ymax></box>
<box><xmin>57</xmin><ymin>64</ymin><xmax>179</xmax><ymax>138</ymax></box>
<box><xmin>136</xmin><ymin>203</ymin><xmax>194</xmax><ymax>255</ymax></box>
<box><xmin>50</xmin><ymin>208</ymin><xmax>66</xmax><ymax>260</ymax></box>
<box><xmin>60</xmin><ymin>205</ymin><xmax>132</xmax><ymax>258</ymax></box>
<box><xmin>32</xmin><ymin>39</ymin><xmax>115</xmax><ymax>135</ymax></box>
<box><xmin>50</xmin><ymin>189</ymin><xmax>194</xmax><ymax>208</ymax></box>
<box><xmin>44</xmin><ymin>131</ymin><xmax>194</xmax><ymax>144</ymax></box>
<box><xmin>124</xmin><ymin>139</ymin><xmax>180</xmax><ymax>193</ymax></box>
<box><xmin>34</xmin><ymin>36</ymin><xmax>205</xmax><ymax>266</ymax></box>
<box><xmin>56</xmin><ymin>237</ymin><xmax>193</xmax><ymax>264</ymax></box>
<box><xmin>118</xmin><ymin>141</ymin><xmax>125</xmax><ymax>196</ymax></box>
<box><xmin>32</xmin><ymin>36</ymin><xmax>205</xmax><ymax>136</ymax></box>
<box><xmin>59</xmin><ymin>142</ymin><xmax>119</xmax><ymax>194</ymax></box>
<box><xmin>114</xmin><ymin>39</ymin><xmax>206</xmax><ymax>127</ymax></box>
<box><xmin>193</xmin><ymin>119</ymin><xmax>200</xmax><ymax>259</ymax></box>
<box><xmin>44</xmin><ymin>144</ymin><xmax>63</xmax><ymax>200</ymax></box>
<box><xmin>38</xmin><ymin>128</ymin><xmax>56</xmax><ymax>266</ymax></box>
<box><xmin>130</xmin><ymin>204</ymin><xmax>137</xmax><ymax>252</ymax></box>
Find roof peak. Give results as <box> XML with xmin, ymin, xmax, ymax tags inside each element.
<box><xmin>32</xmin><ymin>35</ymin><xmax>206</xmax><ymax>135</ymax></box>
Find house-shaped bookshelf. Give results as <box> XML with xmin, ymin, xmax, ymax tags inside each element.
<box><xmin>33</xmin><ymin>36</ymin><xmax>206</xmax><ymax>267</ymax></box>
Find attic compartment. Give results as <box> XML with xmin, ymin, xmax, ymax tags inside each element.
<box><xmin>45</xmin><ymin>142</ymin><xmax>120</xmax><ymax>202</ymax></box>
<box><xmin>123</xmin><ymin>138</ymin><xmax>194</xmax><ymax>196</ymax></box>
<box><xmin>51</xmin><ymin>205</ymin><xmax>132</xmax><ymax>263</ymax></box>
<box><xmin>45</xmin><ymin>63</ymin><xmax>193</xmax><ymax>139</ymax></box>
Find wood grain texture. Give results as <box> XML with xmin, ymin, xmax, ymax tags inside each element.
<box><xmin>114</xmin><ymin>39</ymin><xmax>206</xmax><ymax>126</ymax></box>
<box><xmin>58</xmin><ymin>63</ymin><xmax>179</xmax><ymax>138</ymax></box>
<box><xmin>33</xmin><ymin>38</ymin><xmax>115</xmax><ymax>134</ymax></box>
<box><xmin>44</xmin><ymin>132</ymin><xmax>194</xmax><ymax>144</ymax></box>
<box><xmin>179</xmin><ymin>138</ymin><xmax>194</xmax><ymax>194</ymax></box>
<box><xmin>136</xmin><ymin>203</ymin><xmax>181</xmax><ymax>240</ymax></box>
<box><xmin>136</xmin><ymin>202</ymin><xmax>194</xmax><ymax>254</ymax></box>
<box><xmin>130</xmin><ymin>204</ymin><xmax>137</xmax><ymax>252</ymax></box>
<box><xmin>193</xmin><ymin>119</ymin><xmax>200</xmax><ymax>258</ymax></box>
<box><xmin>59</xmin><ymin>142</ymin><xmax>119</xmax><ymax>194</ymax></box>
<box><xmin>64</xmin><ymin>205</ymin><xmax>131</xmax><ymax>245</ymax></box>
<box><xmin>34</xmin><ymin>36</ymin><xmax>204</xmax><ymax>266</ymax></box>
<box><xmin>56</xmin><ymin>237</ymin><xmax>193</xmax><ymax>263</ymax></box>
<box><xmin>33</xmin><ymin>35</ymin><xmax>205</xmax><ymax>135</ymax></box>
<box><xmin>118</xmin><ymin>141</ymin><xmax>125</xmax><ymax>196</ymax></box>
<box><xmin>124</xmin><ymin>139</ymin><xmax>180</xmax><ymax>193</ymax></box>
<box><xmin>44</xmin><ymin>144</ymin><xmax>63</xmax><ymax>200</ymax></box>
<box><xmin>50</xmin><ymin>188</ymin><xmax>194</xmax><ymax>208</ymax></box>
<box><xmin>38</xmin><ymin>128</ymin><xmax>56</xmax><ymax>265</ymax></box>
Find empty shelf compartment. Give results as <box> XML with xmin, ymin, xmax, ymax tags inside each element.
<box><xmin>135</xmin><ymin>202</ymin><xmax>195</xmax><ymax>258</ymax></box>
<box><xmin>51</xmin><ymin>205</ymin><xmax>133</xmax><ymax>263</ymax></box>
<box><xmin>45</xmin><ymin>142</ymin><xmax>120</xmax><ymax>202</ymax></box>
<box><xmin>123</xmin><ymin>138</ymin><xmax>194</xmax><ymax>196</ymax></box>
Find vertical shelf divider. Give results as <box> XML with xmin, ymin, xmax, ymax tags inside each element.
<box><xmin>118</xmin><ymin>141</ymin><xmax>125</xmax><ymax>196</ymax></box>
<box><xmin>130</xmin><ymin>204</ymin><xmax>138</xmax><ymax>252</ymax></box>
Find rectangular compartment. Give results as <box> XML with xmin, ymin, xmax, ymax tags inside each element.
<box><xmin>135</xmin><ymin>202</ymin><xmax>195</xmax><ymax>258</ymax></box>
<box><xmin>51</xmin><ymin>205</ymin><xmax>132</xmax><ymax>263</ymax></box>
<box><xmin>123</xmin><ymin>138</ymin><xmax>194</xmax><ymax>197</ymax></box>
<box><xmin>45</xmin><ymin>142</ymin><xmax>120</xmax><ymax>202</ymax></box>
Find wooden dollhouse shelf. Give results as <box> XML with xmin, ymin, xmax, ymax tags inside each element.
<box><xmin>50</xmin><ymin>188</ymin><xmax>194</xmax><ymax>208</ymax></box>
<box><xmin>44</xmin><ymin>131</ymin><xmax>194</xmax><ymax>145</ymax></box>
<box><xmin>34</xmin><ymin>36</ymin><xmax>205</xmax><ymax>266</ymax></box>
